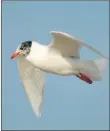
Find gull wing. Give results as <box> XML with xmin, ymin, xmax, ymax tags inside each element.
<box><xmin>49</xmin><ymin>31</ymin><xmax>108</xmax><ymax>59</ymax></box>
<box><xmin>49</xmin><ymin>31</ymin><xmax>82</xmax><ymax>58</ymax></box>
<box><xmin>17</xmin><ymin>56</ymin><xmax>45</xmax><ymax>117</ymax></box>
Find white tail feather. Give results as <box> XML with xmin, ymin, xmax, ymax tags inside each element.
<box><xmin>93</xmin><ymin>58</ymin><xmax>107</xmax><ymax>79</ymax></box>
<box><xmin>77</xmin><ymin>58</ymin><xmax>107</xmax><ymax>81</ymax></box>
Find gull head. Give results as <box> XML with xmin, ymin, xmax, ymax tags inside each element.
<box><xmin>10</xmin><ymin>41</ymin><xmax>32</xmax><ymax>59</ymax></box>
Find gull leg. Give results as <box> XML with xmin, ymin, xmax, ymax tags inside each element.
<box><xmin>76</xmin><ymin>73</ymin><xmax>93</xmax><ymax>84</ymax></box>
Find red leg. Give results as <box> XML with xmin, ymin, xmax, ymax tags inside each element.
<box><xmin>76</xmin><ymin>73</ymin><xmax>93</xmax><ymax>84</ymax></box>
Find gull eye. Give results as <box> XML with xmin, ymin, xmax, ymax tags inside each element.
<box><xmin>20</xmin><ymin>46</ymin><xmax>24</xmax><ymax>50</ymax></box>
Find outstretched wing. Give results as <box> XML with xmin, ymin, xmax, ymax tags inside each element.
<box><xmin>17</xmin><ymin>56</ymin><xmax>45</xmax><ymax>117</ymax></box>
<box><xmin>49</xmin><ymin>31</ymin><xmax>108</xmax><ymax>59</ymax></box>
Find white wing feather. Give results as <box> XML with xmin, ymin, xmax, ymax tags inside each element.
<box><xmin>17</xmin><ymin>56</ymin><xmax>44</xmax><ymax>117</ymax></box>
<box><xmin>49</xmin><ymin>31</ymin><xmax>108</xmax><ymax>59</ymax></box>
<box><xmin>49</xmin><ymin>31</ymin><xmax>82</xmax><ymax>58</ymax></box>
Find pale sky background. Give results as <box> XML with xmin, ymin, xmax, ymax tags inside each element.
<box><xmin>2</xmin><ymin>1</ymin><xmax>109</xmax><ymax>130</ymax></box>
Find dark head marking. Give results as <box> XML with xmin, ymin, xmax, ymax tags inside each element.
<box><xmin>19</xmin><ymin>41</ymin><xmax>32</xmax><ymax>56</ymax></box>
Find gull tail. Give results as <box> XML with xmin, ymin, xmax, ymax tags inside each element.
<box><xmin>93</xmin><ymin>58</ymin><xmax>107</xmax><ymax>78</ymax></box>
<box><xmin>76</xmin><ymin>58</ymin><xmax>107</xmax><ymax>83</ymax></box>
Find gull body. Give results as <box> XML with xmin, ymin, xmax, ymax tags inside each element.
<box><xmin>26</xmin><ymin>42</ymin><xmax>78</xmax><ymax>75</ymax></box>
<box><xmin>25</xmin><ymin>42</ymin><xmax>104</xmax><ymax>80</ymax></box>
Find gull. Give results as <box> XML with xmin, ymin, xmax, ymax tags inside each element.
<box><xmin>10</xmin><ymin>31</ymin><xmax>108</xmax><ymax>117</ymax></box>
